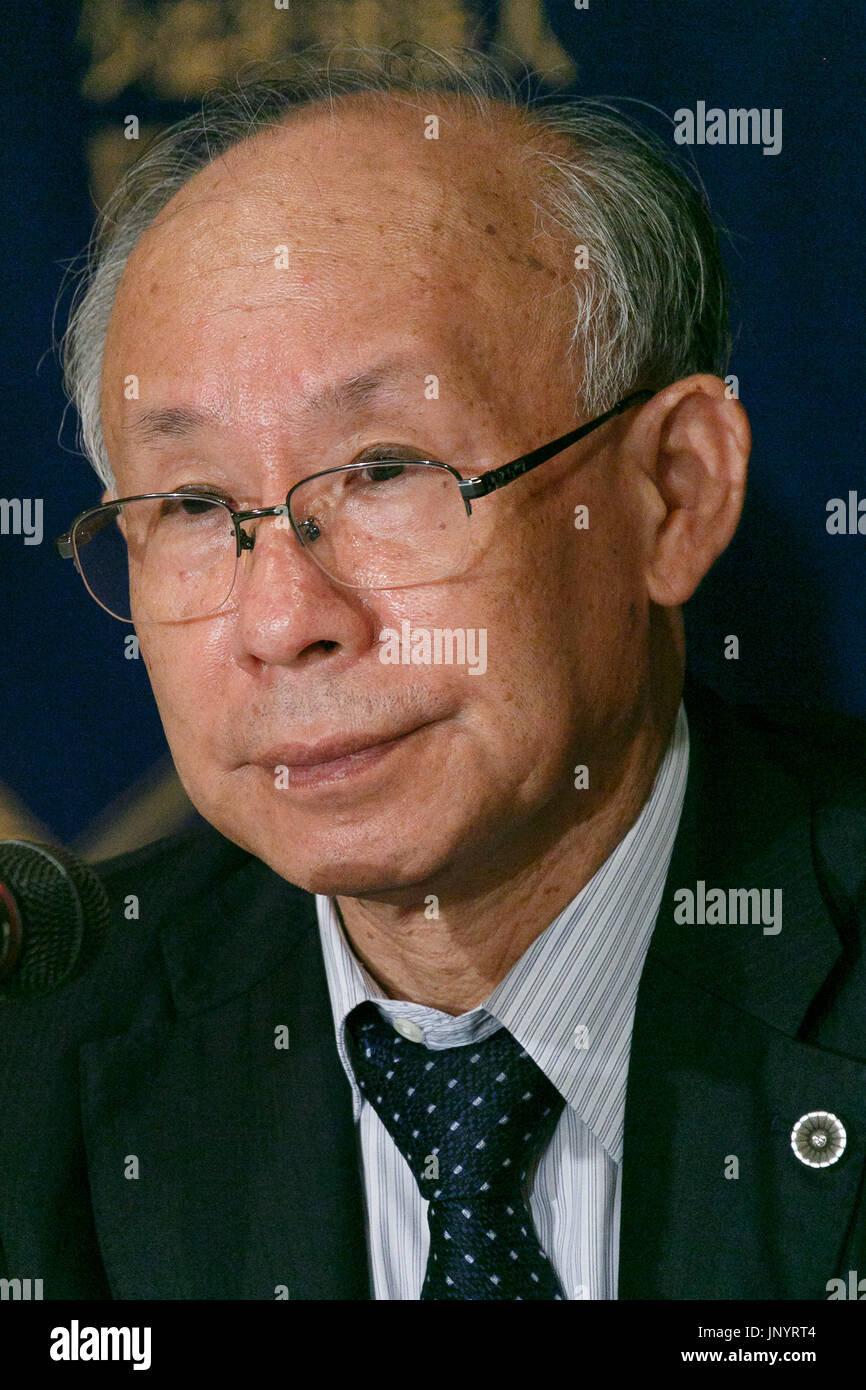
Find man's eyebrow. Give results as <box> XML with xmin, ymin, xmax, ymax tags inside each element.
<box><xmin>123</xmin><ymin>360</ymin><xmax>417</xmax><ymax>442</ymax></box>
<box><xmin>123</xmin><ymin>406</ymin><xmax>214</xmax><ymax>441</ymax></box>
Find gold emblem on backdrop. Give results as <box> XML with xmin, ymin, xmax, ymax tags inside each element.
<box><xmin>78</xmin><ymin>0</ymin><xmax>575</xmax><ymax>207</ymax></box>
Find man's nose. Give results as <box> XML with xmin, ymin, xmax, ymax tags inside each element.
<box><xmin>231</xmin><ymin>513</ymin><xmax>373</xmax><ymax>668</ymax></box>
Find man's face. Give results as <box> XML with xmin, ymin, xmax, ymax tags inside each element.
<box><xmin>101</xmin><ymin>99</ymin><xmax>653</xmax><ymax>898</ymax></box>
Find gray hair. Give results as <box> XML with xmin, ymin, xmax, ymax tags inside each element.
<box><xmin>59</xmin><ymin>43</ymin><xmax>732</xmax><ymax>490</ymax></box>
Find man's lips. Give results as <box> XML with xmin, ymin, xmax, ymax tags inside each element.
<box><xmin>246</xmin><ymin>721</ymin><xmax>437</xmax><ymax>784</ymax></box>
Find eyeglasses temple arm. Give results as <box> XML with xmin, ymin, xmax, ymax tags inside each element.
<box><xmin>55</xmin><ymin>505</ymin><xmax>122</xmax><ymax>560</ymax></box>
<box><xmin>458</xmin><ymin>389</ymin><xmax>654</xmax><ymax>501</ymax></box>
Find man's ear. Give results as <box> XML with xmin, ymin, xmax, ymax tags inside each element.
<box><xmin>629</xmin><ymin>374</ymin><xmax>750</xmax><ymax>606</ymax></box>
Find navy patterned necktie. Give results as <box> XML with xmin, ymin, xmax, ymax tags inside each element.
<box><xmin>346</xmin><ymin>1000</ymin><xmax>567</xmax><ymax>1300</ymax></box>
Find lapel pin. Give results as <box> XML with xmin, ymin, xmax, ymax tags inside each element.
<box><xmin>790</xmin><ymin>1111</ymin><xmax>847</xmax><ymax>1168</ymax></box>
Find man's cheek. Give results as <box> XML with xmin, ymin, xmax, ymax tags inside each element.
<box><xmin>133</xmin><ymin>627</ymin><xmax>150</xmax><ymax>666</ymax></box>
<box><xmin>135</xmin><ymin>635</ymin><xmax>191</xmax><ymax>725</ymax></box>
<box><xmin>135</xmin><ymin>635</ymin><xmax>170</xmax><ymax>693</ymax></box>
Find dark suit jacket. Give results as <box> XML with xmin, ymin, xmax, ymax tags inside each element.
<box><xmin>2</xmin><ymin>674</ymin><xmax>865</xmax><ymax>1300</ymax></box>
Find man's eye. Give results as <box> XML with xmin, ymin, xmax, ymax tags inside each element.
<box><xmin>158</xmin><ymin>492</ymin><xmax>230</xmax><ymax>519</ymax></box>
<box><xmin>351</xmin><ymin>446</ymin><xmax>433</xmax><ymax>484</ymax></box>
<box><xmin>181</xmin><ymin>497</ymin><xmax>217</xmax><ymax>515</ymax></box>
<box><xmin>178</xmin><ymin>483</ymin><xmax>234</xmax><ymax>503</ymax></box>
<box><xmin>360</xmin><ymin>462</ymin><xmax>407</xmax><ymax>483</ymax></box>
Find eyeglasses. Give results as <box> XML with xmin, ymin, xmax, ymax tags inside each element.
<box><xmin>56</xmin><ymin>389</ymin><xmax>652</xmax><ymax>624</ymax></box>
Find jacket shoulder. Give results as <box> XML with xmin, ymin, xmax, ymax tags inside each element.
<box><xmin>736</xmin><ymin>695</ymin><xmax>866</xmax><ymax>795</ymax></box>
<box><xmin>686</xmin><ymin>673</ymin><xmax>866</xmax><ymax>795</ymax></box>
<box><xmin>687</xmin><ymin>675</ymin><xmax>866</xmax><ymax>914</ymax></box>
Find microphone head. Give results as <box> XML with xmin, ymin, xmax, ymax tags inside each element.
<box><xmin>0</xmin><ymin>840</ymin><xmax>110</xmax><ymax>1001</ymax></box>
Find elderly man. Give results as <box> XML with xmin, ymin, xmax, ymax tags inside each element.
<box><xmin>1</xmin><ymin>50</ymin><xmax>864</xmax><ymax>1303</ymax></box>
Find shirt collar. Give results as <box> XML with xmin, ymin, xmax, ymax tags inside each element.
<box><xmin>317</xmin><ymin>702</ymin><xmax>689</xmax><ymax>1163</ymax></box>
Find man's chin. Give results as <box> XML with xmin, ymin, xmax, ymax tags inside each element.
<box><xmin>192</xmin><ymin>799</ymin><xmax>450</xmax><ymax>897</ymax></box>
<box><xmin>256</xmin><ymin>847</ymin><xmax>444</xmax><ymax>900</ymax></box>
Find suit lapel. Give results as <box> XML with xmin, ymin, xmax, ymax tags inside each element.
<box><xmin>619</xmin><ymin>678</ymin><xmax>866</xmax><ymax>1297</ymax></box>
<box><xmin>80</xmin><ymin>853</ymin><xmax>370</xmax><ymax>1299</ymax></box>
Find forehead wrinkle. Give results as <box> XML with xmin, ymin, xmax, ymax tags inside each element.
<box><xmin>116</xmin><ymin>107</ymin><xmax>571</xmax><ymax>349</ymax></box>
<box><xmin>121</xmin><ymin>358</ymin><xmax>430</xmax><ymax>445</ymax></box>
<box><xmin>145</xmin><ymin>100</ymin><xmax>561</xmax><ymax>280</ymax></box>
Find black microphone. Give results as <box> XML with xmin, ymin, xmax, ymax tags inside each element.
<box><xmin>0</xmin><ymin>840</ymin><xmax>110</xmax><ymax>1001</ymax></box>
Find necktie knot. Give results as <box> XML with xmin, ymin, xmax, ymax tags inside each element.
<box><xmin>347</xmin><ymin>1001</ymin><xmax>562</xmax><ymax>1199</ymax></box>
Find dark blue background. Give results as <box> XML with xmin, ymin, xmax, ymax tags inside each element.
<box><xmin>2</xmin><ymin>0</ymin><xmax>863</xmax><ymax>844</ymax></box>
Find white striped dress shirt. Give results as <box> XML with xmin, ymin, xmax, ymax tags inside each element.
<box><xmin>316</xmin><ymin>701</ymin><xmax>689</xmax><ymax>1299</ymax></box>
